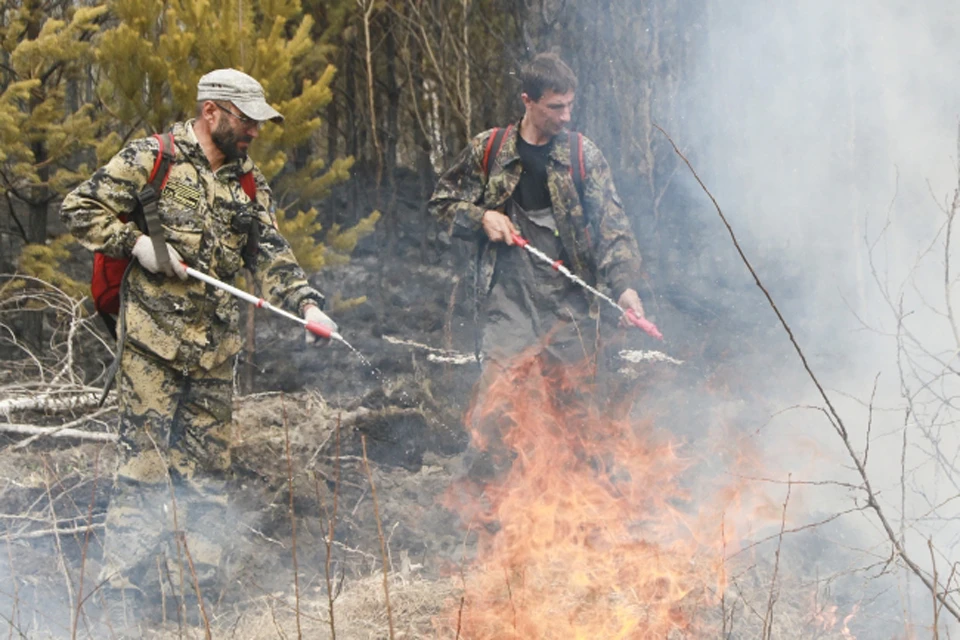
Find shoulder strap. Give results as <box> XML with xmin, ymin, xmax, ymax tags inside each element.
<box><xmin>137</xmin><ymin>132</ymin><xmax>176</xmax><ymax>274</ymax></box>
<box><xmin>239</xmin><ymin>171</ymin><xmax>260</xmax><ymax>271</ymax></box>
<box><xmin>239</xmin><ymin>171</ymin><xmax>256</xmax><ymax>200</ymax></box>
<box><xmin>481</xmin><ymin>125</ymin><xmax>512</xmax><ymax>180</ymax></box>
<box><xmin>569</xmin><ymin>131</ymin><xmax>586</xmax><ymax>202</ymax></box>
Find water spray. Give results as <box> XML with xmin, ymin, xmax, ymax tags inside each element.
<box><xmin>182</xmin><ymin>264</ymin><xmax>346</xmax><ymax>344</ymax></box>
<box><xmin>510</xmin><ymin>233</ymin><xmax>663</xmax><ymax>340</ymax></box>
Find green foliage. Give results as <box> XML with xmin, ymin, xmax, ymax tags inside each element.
<box><xmin>277</xmin><ymin>208</ymin><xmax>380</xmax><ymax>271</ymax></box>
<box><xmin>327</xmin><ymin>291</ymin><xmax>368</xmax><ymax>314</ymax></box>
<box><xmin>0</xmin><ymin>4</ymin><xmax>108</xmax><ymax>219</ymax></box>
<box><xmin>7</xmin><ymin>235</ymin><xmax>86</xmax><ymax>300</ymax></box>
<box><xmin>0</xmin><ymin>2</ymin><xmax>110</xmax><ymax>307</ymax></box>
<box><xmin>323</xmin><ymin>210</ymin><xmax>381</xmax><ymax>267</ymax></box>
<box><xmin>277</xmin><ymin>206</ymin><xmax>326</xmax><ymax>273</ymax></box>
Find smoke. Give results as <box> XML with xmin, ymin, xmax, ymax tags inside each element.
<box><xmin>677</xmin><ymin>1</ymin><xmax>960</xmax><ymax>633</ymax></box>
<box><xmin>685</xmin><ymin>1</ymin><xmax>960</xmax><ymax>330</ymax></box>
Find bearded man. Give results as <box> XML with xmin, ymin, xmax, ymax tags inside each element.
<box><xmin>61</xmin><ymin>68</ymin><xmax>337</xmax><ymax>625</ymax></box>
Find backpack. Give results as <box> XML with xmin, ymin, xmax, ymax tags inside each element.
<box><xmin>481</xmin><ymin>125</ymin><xmax>587</xmax><ymax>201</ymax></box>
<box><xmin>90</xmin><ymin>132</ymin><xmax>258</xmax><ymax>337</ymax></box>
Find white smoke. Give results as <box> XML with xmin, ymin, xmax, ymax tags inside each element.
<box><xmin>680</xmin><ymin>1</ymin><xmax>960</xmax><ymax>634</ymax></box>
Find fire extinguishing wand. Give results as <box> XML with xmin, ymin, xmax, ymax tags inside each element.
<box><xmin>510</xmin><ymin>233</ymin><xmax>663</xmax><ymax>341</ymax></box>
<box><xmin>181</xmin><ymin>264</ymin><xmax>345</xmax><ymax>344</ymax></box>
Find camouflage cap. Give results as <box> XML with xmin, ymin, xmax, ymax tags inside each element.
<box><xmin>197</xmin><ymin>69</ymin><xmax>284</xmax><ymax>123</ymax></box>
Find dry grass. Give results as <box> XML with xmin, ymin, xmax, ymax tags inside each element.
<box><xmin>144</xmin><ymin>574</ymin><xmax>458</xmax><ymax>640</ymax></box>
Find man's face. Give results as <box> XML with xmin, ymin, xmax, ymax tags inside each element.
<box><xmin>522</xmin><ymin>89</ymin><xmax>575</xmax><ymax>139</ymax></box>
<box><xmin>211</xmin><ymin>102</ymin><xmax>259</xmax><ymax>161</ymax></box>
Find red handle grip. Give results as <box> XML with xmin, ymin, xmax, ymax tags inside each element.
<box><xmin>625</xmin><ymin>308</ymin><xmax>663</xmax><ymax>341</ymax></box>
<box><xmin>305</xmin><ymin>320</ymin><xmax>333</xmax><ymax>339</ymax></box>
<box><xmin>511</xmin><ymin>233</ymin><xmax>529</xmax><ymax>248</ymax></box>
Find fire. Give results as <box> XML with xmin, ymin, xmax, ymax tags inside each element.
<box><xmin>813</xmin><ymin>600</ymin><xmax>860</xmax><ymax>640</ymax></box>
<box><xmin>441</xmin><ymin>350</ymin><xmax>759</xmax><ymax>639</ymax></box>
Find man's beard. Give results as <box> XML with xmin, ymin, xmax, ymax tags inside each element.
<box><xmin>211</xmin><ymin>120</ymin><xmax>251</xmax><ymax>162</ymax></box>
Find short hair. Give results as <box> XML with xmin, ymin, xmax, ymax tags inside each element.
<box><xmin>520</xmin><ymin>53</ymin><xmax>578</xmax><ymax>101</ymax></box>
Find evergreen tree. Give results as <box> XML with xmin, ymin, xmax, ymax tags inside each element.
<box><xmin>0</xmin><ymin>1</ymin><xmax>107</xmax><ymax>342</ymax></box>
<box><xmin>0</xmin><ymin>0</ymin><xmax>107</xmax><ymax>245</ymax></box>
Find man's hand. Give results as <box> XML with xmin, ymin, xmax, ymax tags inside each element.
<box><xmin>303</xmin><ymin>305</ymin><xmax>338</xmax><ymax>346</ymax></box>
<box><xmin>131</xmin><ymin>235</ymin><xmax>188</xmax><ymax>280</ymax></box>
<box><xmin>481</xmin><ymin>210</ymin><xmax>519</xmax><ymax>245</ymax></box>
<box><xmin>617</xmin><ymin>288</ymin><xmax>645</xmax><ymax>328</ymax></box>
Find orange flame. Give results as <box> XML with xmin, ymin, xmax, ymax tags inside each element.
<box><xmin>440</xmin><ymin>350</ymin><xmax>761</xmax><ymax>639</ymax></box>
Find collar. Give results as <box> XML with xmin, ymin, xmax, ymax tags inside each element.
<box><xmin>499</xmin><ymin>118</ymin><xmax>573</xmax><ymax>169</ymax></box>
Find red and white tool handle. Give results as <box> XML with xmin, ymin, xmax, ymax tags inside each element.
<box><xmin>305</xmin><ymin>320</ymin><xmax>334</xmax><ymax>339</ymax></box>
<box><xmin>183</xmin><ymin>264</ymin><xmax>341</xmax><ymax>342</ymax></box>
<box><xmin>625</xmin><ymin>308</ymin><xmax>663</xmax><ymax>341</ymax></box>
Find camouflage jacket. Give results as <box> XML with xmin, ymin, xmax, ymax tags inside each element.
<box><xmin>61</xmin><ymin>120</ymin><xmax>325</xmax><ymax>371</ymax></box>
<box><xmin>428</xmin><ymin>124</ymin><xmax>642</xmax><ymax>302</ymax></box>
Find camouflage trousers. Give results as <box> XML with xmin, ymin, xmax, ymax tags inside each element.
<box><xmin>101</xmin><ymin>343</ymin><xmax>235</xmax><ymax>603</ymax></box>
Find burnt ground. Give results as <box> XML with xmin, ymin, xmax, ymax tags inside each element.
<box><xmin>0</xmin><ymin>170</ymin><xmax>911</xmax><ymax>638</ymax></box>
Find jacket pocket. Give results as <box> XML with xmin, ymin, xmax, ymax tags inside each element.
<box><xmin>124</xmin><ymin>272</ymin><xmax>187</xmax><ymax>361</ymax></box>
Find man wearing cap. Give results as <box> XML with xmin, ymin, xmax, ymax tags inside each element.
<box><xmin>61</xmin><ymin>69</ymin><xmax>337</xmax><ymax>622</ymax></box>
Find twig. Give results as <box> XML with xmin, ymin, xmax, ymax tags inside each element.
<box><xmin>281</xmin><ymin>396</ymin><xmax>303</xmax><ymax>640</ymax></box>
<box><xmin>361</xmin><ymin>435</ymin><xmax>394</xmax><ymax>640</ymax></box>
<box><xmin>156</xmin><ymin>556</ymin><xmax>167</xmax><ymax>626</ymax></box>
<box><xmin>145</xmin><ymin>431</ymin><xmax>187</xmax><ymax>629</ymax></box>
<box><xmin>179</xmin><ymin>532</ymin><xmax>212</xmax><ymax>640</ymax></box>
<box><xmin>721</xmin><ymin>514</ymin><xmax>728</xmax><ymax>637</ymax></box>
<box><xmin>5</xmin><ymin>528</ymin><xmax>18</xmax><ymax>640</ymax></box>
<box><xmin>41</xmin><ymin>460</ymin><xmax>75</xmax><ymax>617</ymax></box>
<box><xmin>316</xmin><ymin>412</ymin><xmax>342</xmax><ymax>640</ymax></box>
<box><xmin>455</xmin><ymin>596</ymin><xmax>465</xmax><ymax>640</ymax></box>
<box><xmin>930</xmin><ymin>538</ymin><xmax>940</xmax><ymax>639</ymax></box>
<box><xmin>71</xmin><ymin>448</ymin><xmax>99</xmax><ymax>640</ymax></box>
<box><xmin>504</xmin><ymin>566</ymin><xmax>517</xmax><ymax>631</ymax></box>
<box><xmin>863</xmin><ymin>373</ymin><xmax>880</xmax><ymax>469</ymax></box>
<box><xmin>762</xmin><ymin>476</ymin><xmax>791</xmax><ymax>639</ymax></box>
<box><xmin>159</xmin><ymin>552</ymin><xmax>184</xmax><ymax>632</ymax></box>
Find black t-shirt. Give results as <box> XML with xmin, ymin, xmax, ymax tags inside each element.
<box><xmin>514</xmin><ymin>136</ymin><xmax>554</xmax><ymax>210</ymax></box>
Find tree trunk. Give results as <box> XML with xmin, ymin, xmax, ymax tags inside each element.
<box><xmin>383</xmin><ymin>14</ymin><xmax>401</xmax><ymax>254</ymax></box>
<box><xmin>344</xmin><ymin>37</ymin><xmax>359</xmax><ymax>221</ymax></box>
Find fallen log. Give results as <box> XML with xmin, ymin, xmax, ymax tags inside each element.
<box><xmin>382</xmin><ymin>335</ymin><xmax>474</xmax><ymax>365</ymax></box>
<box><xmin>0</xmin><ymin>391</ymin><xmax>108</xmax><ymax>416</ymax></box>
<box><xmin>10</xmin><ymin>406</ymin><xmax>115</xmax><ymax>449</ymax></box>
<box><xmin>0</xmin><ymin>423</ymin><xmax>116</xmax><ymax>443</ymax></box>
<box><xmin>7</xmin><ymin>523</ymin><xmax>105</xmax><ymax>541</ymax></box>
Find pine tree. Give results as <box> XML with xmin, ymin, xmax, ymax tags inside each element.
<box><xmin>0</xmin><ymin>0</ymin><xmax>107</xmax><ymax>342</ymax></box>
<box><xmin>0</xmin><ymin>0</ymin><xmax>107</xmax><ymax>244</ymax></box>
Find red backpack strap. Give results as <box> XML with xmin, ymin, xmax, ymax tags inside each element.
<box><xmin>239</xmin><ymin>171</ymin><xmax>260</xmax><ymax>271</ymax></box>
<box><xmin>146</xmin><ymin>133</ymin><xmax>176</xmax><ymax>188</ymax></box>
<box><xmin>481</xmin><ymin>125</ymin><xmax>512</xmax><ymax>181</ymax></box>
<box><xmin>239</xmin><ymin>171</ymin><xmax>256</xmax><ymax>200</ymax></box>
<box><xmin>569</xmin><ymin>131</ymin><xmax>586</xmax><ymax>201</ymax></box>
